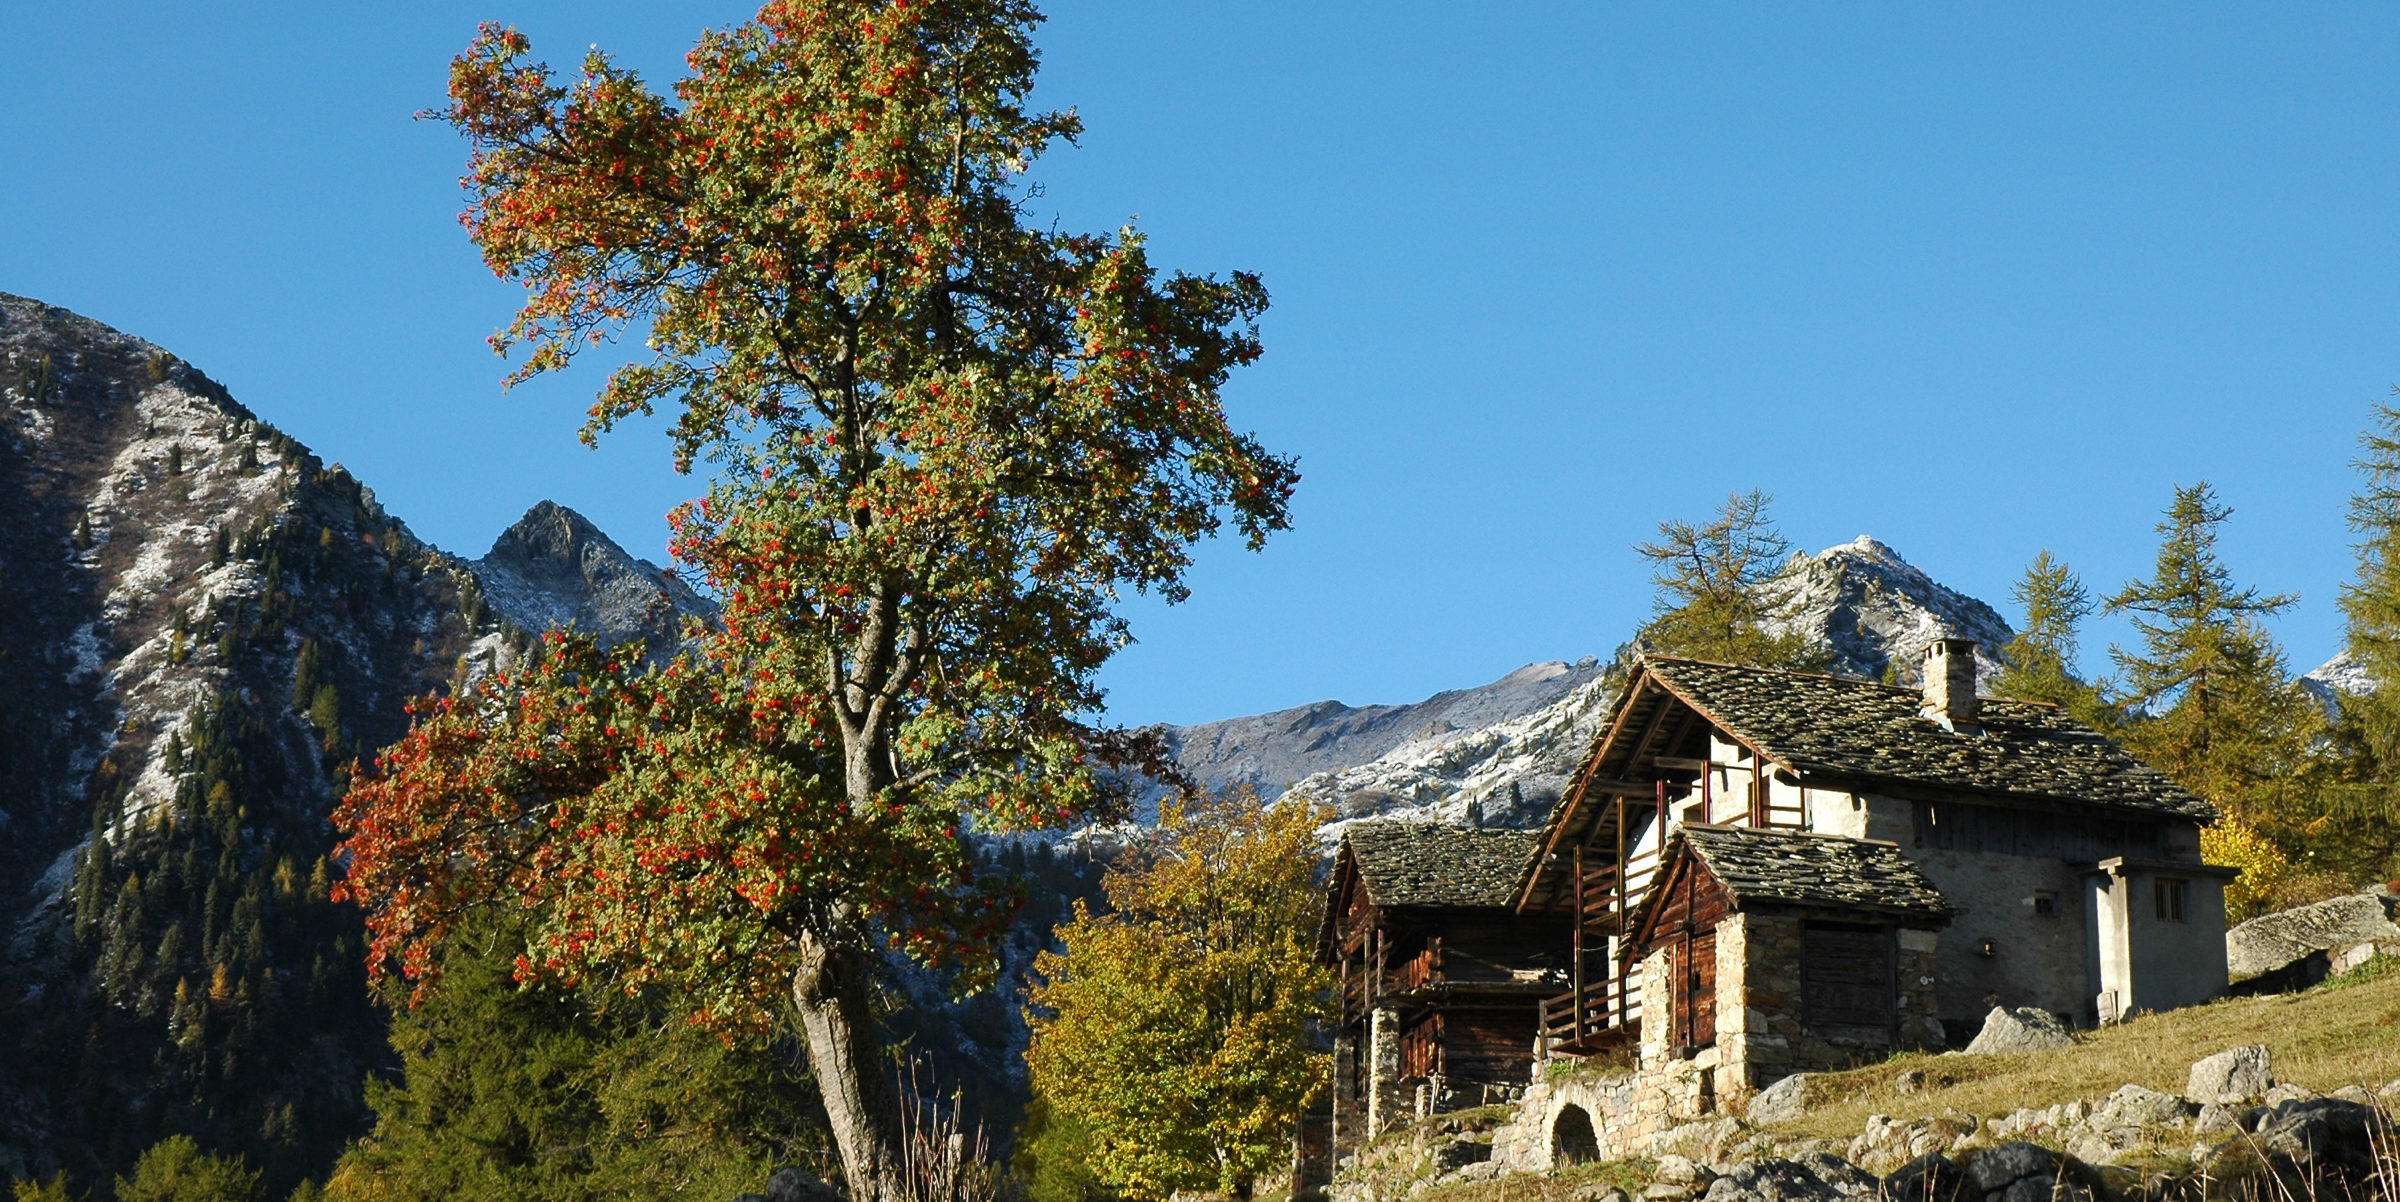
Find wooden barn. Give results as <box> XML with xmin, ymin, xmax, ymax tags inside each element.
<box><xmin>1314</xmin><ymin>822</ymin><xmax>1568</xmax><ymax>1166</ymax></box>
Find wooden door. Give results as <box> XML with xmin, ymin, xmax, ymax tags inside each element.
<box><xmin>1674</xmin><ymin>930</ymin><xmax>1717</xmax><ymax>1049</ymax></box>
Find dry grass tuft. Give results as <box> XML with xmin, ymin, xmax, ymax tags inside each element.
<box><xmin>1773</xmin><ymin>967</ymin><xmax>2400</xmax><ymax>1140</ymax></box>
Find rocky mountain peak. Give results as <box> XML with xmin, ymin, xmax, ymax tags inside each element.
<box><xmin>1763</xmin><ymin>535</ymin><xmax>2016</xmax><ymax>682</ymax></box>
<box><xmin>471</xmin><ymin>500</ymin><xmax>714</xmax><ymax>658</ymax></box>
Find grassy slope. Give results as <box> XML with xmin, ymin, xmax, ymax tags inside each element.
<box><xmin>1777</xmin><ymin>960</ymin><xmax>2400</xmax><ymax>1140</ymax></box>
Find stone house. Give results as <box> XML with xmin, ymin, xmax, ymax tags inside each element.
<box><xmin>1513</xmin><ymin>641</ymin><xmax>2235</xmax><ymax>1103</ymax></box>
<box><xmin>1313</xmin><ymin>822</ymin><xmax>1568</xmax><ymax>1169</ymax></box>
<box><xmin>1622</xmin><ymin>824</ymin><xmax>1952</xmax><ymax>1102</ymax></box>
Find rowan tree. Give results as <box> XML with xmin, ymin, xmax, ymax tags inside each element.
<box><xmin>333</xmin><ymin>6</ymin><xmax>1294</xmax><ymax>1201</ymax></box>
<box><xmin>1022</xmin><ymin>794</ymin><xmax>1332</xmax><ymax>1201</ymax></box>
<box><xmin>1633</xmin><ymin>490</ymin><xmax>1824</xmax><ymax>670</ymax></box>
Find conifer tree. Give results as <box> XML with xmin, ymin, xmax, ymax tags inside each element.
<box><xmin>1633</xmin><ymin>490</ymin><xmax>1825</xmax><ymax>670</ymax></box>
<box><xmin>2297</xmin><ymin>398</ymin><xmax>2400</xmax><ymax>884</ymax></box>
<box><xmin>2106</xmin><ymin>482</ymin><xmax>2318</xmax><ymax>837</ymax></box>
<box><xmin>1990</xmin><ymin>551</ymin><xmax>2115</xmax><ymax>727</ymax></box>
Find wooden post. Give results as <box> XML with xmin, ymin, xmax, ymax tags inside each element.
<box><xmin>1571</xmin><ymin>844</ymin><xmax>1585</xmax><ymax>1043</ymax></box>
<box><xmin>1613</xmin><ymin>796</ymin><xmax>1628</xmax><ymax>1029</ymax></box>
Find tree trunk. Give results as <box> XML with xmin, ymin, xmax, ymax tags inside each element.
<box><xmin>793</xmin><ymin>927</ymin><xmax>908</xmax><ymax>1202</ymax></box>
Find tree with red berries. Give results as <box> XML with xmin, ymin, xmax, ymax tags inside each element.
<box><xmin>332</xmin><ymin>4</ymin><xmax>1295</xmax><ymax>1199</ymax></box>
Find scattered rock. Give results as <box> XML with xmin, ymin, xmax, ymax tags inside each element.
<box><xmin>1559</xmin><ymin>1183</ymin><xmax>1626</xmax><ymax>1202</ymax></box>
<box><xmin>1750</xmin><ymin>1074</ymin><xmax>1813</xmax><ymax>1125</ymax></box>
<box><xmin>2194</xmin><ymin>1103</ymin><xmax>2241</xmax><ymax>1135</ymax></box>
<box><xmin>1792</xmin><ymin>1152</ymin><xmax>1878</xmax><ymax>1198</ymax></box>
<box><xmin>2261</xmin><ymin>1083</ymin><xmax>2319</xmax><ymax>1108</ymax></box>
<box><xmin>2087</xmin><ymin>1083</ymin><xmax>2197</xmax><ymax>1132</ymax></box>
<box><xmin>1654</xmin><ymin>1154</ymin><xmax>1714</xmax><ymax>1187</ymax></box>
<box><xmin>1874</xmin><ymin>1152</ymin><xmax>1966</xmax><ymax>1202</ymax></box>
<box><xmin>1962</xmin><ymin>1142</ymin><xmax>2059</xmax><ymax>1194</ymax></box>
<box><xmin>1704</xmin><ymin>1158</ymin><xmax>1848</xmax><ymax>1202</ymax></box>
<box><xmin>2186</xmin><ymin>1044</ymin><xmax>2273</xmax><ymax>1103</ymax></box>
<box><xmin>2208</xmin><ymin>1097</ymin><xmax>2395</xmax><ymax>1200</ymax></box>
<box><xmin>1963</xmin><ymin>1007</ymin><xmax>2075</xmax><ymax>1055</ymax></box>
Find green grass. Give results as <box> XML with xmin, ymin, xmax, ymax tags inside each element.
<box><xmin>1768</xmin><ymin>967</ymin><xmax>2400</xmax><ymax>1140</ymax></box>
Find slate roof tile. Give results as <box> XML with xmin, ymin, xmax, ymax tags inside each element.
<box><xmin>1673</xmin><ymin>824</ymin><xmax>1953</xmax><ymax>919</ymax></box>
<box><xmin>1343</xmin><ymin>822</ymin><xmax>1541</xmax><ymax>909</ymax></box>
<box><xmin>1644</xmin><ymin>657</ymin><xmax>2212</xmax><ymax>821</ymax></box>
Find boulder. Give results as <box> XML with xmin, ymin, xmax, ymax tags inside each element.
<box><xmin>1962</xmin><ymin>1007</ymin><xmax>2074</xmax><ymax>1055</ymax></box>
<box><xmin>2186</xmin><ymin>1044</ymin><xmax>2273</xmax><ymax>1104</ymax></box>
<box><xmin>2226</xmin><ymin>890</ymin><xmax>2400</xmax><ymax>981</ymax></box>
<box><xmin>1750</xmin><ymin>1074</ymin><xmax>1813</xmax><ymax>1125</ymax></box>
<box><xmin>2207</xmin><ymin>1097</ymin><xmax>2394</xmax><ymax>1200</ymax></box>
<box><xmin>1704</xmin><ymin>1158</ymin><xmax>1848</xmax><ymax>1202</ymax></box>
<box><xmin>1874</xmin><ymin>1152</ymin><xmax>1966</xmax><ymax>1202</ymax></box>
<box><xmin>1962</xmin><ymin>1142</ymin><xmax>2059</xmax><ymax>1194</ymax></box>
<box><xmin>2087</xmin><ymin>1082</ymin><xmax>2197</xmax><ymax>1131</ymax></box>
<box><xmin>1792</xmin><ymin>1152</ymin><xmax>1879</xmax><ymax>1198</ymax></box>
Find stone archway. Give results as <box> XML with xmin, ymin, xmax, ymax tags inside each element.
<box><xmin>1552</xmin><ymin>1103</ymin><xmax>1599</xmax><ymax>1167</ymax></box>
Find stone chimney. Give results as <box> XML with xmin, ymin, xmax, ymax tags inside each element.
<box><xmin>1921</xmin><ymin>638</ymin><xmax>1981</xmax><ymax>729</ymax></box>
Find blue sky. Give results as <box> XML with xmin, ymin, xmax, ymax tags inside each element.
<box><xmin>3</xmin><ymin>4</ymin><xmax>2393</xmax><ymax>726</ymax></box>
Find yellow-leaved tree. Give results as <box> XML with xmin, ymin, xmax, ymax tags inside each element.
<box><xmin>1022</xmin><ymin>793</ymin><xmax>1332</xmax><ymax>1201</ymax></box>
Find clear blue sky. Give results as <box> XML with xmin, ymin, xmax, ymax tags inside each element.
<box><xmin>3</xmin><ymin>4</ymin><xmax>2393</xmax><ymax>726</ymax></box>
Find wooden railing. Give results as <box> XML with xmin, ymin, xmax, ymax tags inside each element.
<box><xmin>1394</xmin><ymin>939</ymin><xmax>1442</xmax><ymax>993</ymax></box>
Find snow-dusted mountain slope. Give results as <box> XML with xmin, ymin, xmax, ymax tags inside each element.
<box><xmin>1158</xmin><ymin>656</ymin><xmax>1606</xmax><ymax>798</ymax></box>
<box><xmin>471</xmin><ymin>499</ymin><xmax>714</xmax><ymax>660</ymax></box>
<box><xmin>2301</xmin><ymin>651</ymin><xmax>2373</xmax><ymax>712</ymax></box>
<box><xmin>1267</xmin><ymin>536</ymin><xmax>2020</xmax><ymax>833</ymax></box>
<box><xmin>1760</xmin><ymin>535</ymin><xmax>2014</xmax><ymax>682</ymax></box>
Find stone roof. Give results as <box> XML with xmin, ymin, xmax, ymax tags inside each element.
<box><xmin>1342</xmin><ymin>823</ymin><xmax>1542</xmax><ymax>909</ymax></box>
<box><xmin>1644</xmin><ymin>657</ymin><xmax>2213</xmax><ymax>821</ymax></box>
<box><xmin>1666</xmin><ymin>825</ymin><xmax>1953</xmax><ymax>921</ymax></box>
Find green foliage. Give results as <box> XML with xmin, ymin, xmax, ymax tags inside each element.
<box><xmin>2106</xmin><ymin>482</ymin><xmax>2318</xmax><ymax>820</ymax></box>
<box><xmin>1024</xmin><ymin>793</ymin><xmax>1333</xmax><ymax>1200</ymax></box>
<box><xmin>73</xmin><ymin>512</ymin><xmax>92</xmax><ymax>552</ymax></box>
<box><xmin>1989</xmin><ymin>550</ymin><xmax>2116</xmax><ymax>729</ymax></box>
<box><xmin>1009</xmin><ymin>1099</ymin><xmax>1120</xmax><ymax>1202</ymax></box>
<box><xmin>323</xmin><ymin>916</ymin><xmax>826</xmax><ymax>1202</ymax></box>
<box><xmin>115</xmin><ymin>1136</ymin><xmax>261</xmax><ymax>1202</ymax></box>
<box><xmin>168</xmin><ymin>444</ymin><xmax>185</xmax><ymax>476</ymax></box>
<box><xmin>1633</xmin><ymin>490</ymin><xmax>1826</xmax><ymax>671</ymax></box>
<box><xmin>9</xmin><ymin>1175</ymin><xmax>84</xmax><ymax>1202</ymax></box>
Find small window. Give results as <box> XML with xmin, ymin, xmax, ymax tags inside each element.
<box><xmin>2032</xmin><ymin>891</ymin><xmax>2058</xmax><ymax>918</ymax></box>
<box><xmin>2155</xmin><ymin>879</ymin><xmax>2188</xmax><ymax>923</ymax></box>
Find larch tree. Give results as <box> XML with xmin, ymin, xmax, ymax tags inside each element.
<box><xmin>330</xmin><ymin>6</ymin><xmax>1296</xmax><ymax>1201</ymax></box>
<box><xmin>1022</xmin><ymin>793</ymin><xmax>1332</xmax><ymax>1201</ymax></box>
<box><xmin>2106</xmin><ymin>482</ymin><xmax>2318</xmax><ymax>887</ymax></box>
<box><xmin>1633</xmin><ymin>490</ymin><xmax>1824</xmax><ymax>671</ymax></box>
<box><xmin>2307</xmin><ymin>399</ymin><xmax>2400</xmax><ymax>884</ymax></box>
<box><xmin>1989</xmin><ymin>550</ymin><xmax>2114</xmax><ymax>727</ymax></box>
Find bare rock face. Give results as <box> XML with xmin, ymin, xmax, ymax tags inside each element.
<box><xmin>2226</xmin><ymin>889</ymin><xmax>2400</xmax><ymax>982</ymax></box>
<box><xmin>1963</xmin><ymin>1006</ymin><xmax>2075</xmax><ymax>1055</ymax></box>
<box><xmin>2187</xmin><ymin>1045</ymin><xmax>2275</xmax><ymax>1105</ymax></box>
<box><xmin>471</xmin><ymin>500</ymin><xmax>714</xmax><ymax>659</ymax></box>
<box><xmin>1758</xmin><ymin>536</ymin><xmax>2015</xmax><ymax>683</ymax></box>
